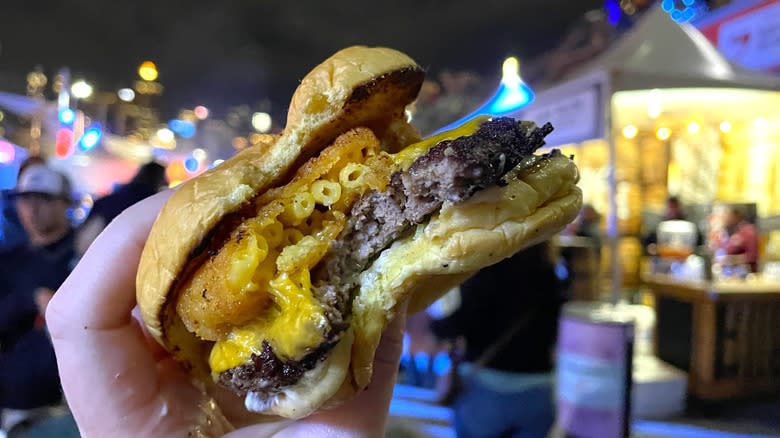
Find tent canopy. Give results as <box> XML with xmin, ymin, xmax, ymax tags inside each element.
<box><xmin>514</xmin><ymin>6</ymin><xmax>780</xmax><ymax>147</ymax></box>
<box><xmin>560</xmin><ymin>6</ymin><xmax>780</xmax><ymax>91</ymax></box>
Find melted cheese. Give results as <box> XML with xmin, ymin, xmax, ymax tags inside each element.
<box><xmin>209</xmin><ymin>269</ymin><xmax>327</xmax><ymax>373</ymax></box>
<box><xmin>207</xmin><ymin>117</ymin><xmax>490</xmax><ymax>374</ymax></box>
<box><xmin>391</xmin><ymin>115</ymin><xmax>490</xmax><ymax>169</ymax></box>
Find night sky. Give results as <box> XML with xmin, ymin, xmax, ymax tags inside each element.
<box><xmin>0</xmin><ymin>0</ymin><xmax>603</xmax><ymax>119</ymax></box>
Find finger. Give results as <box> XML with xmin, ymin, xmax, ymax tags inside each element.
<box><xmin>132</xmin><ymin>306</ymin><xmax>169</xmax><ymax>362</ymax></box>
<box><xmin>349</xmin><ymin>300</ymin><xmax>409</xmax><ymax>417</ymax></box>
<box><xmin>47</xmin><ymin>190</ymin><xmax>172</xmax><ymax>332</ymax></box>
<box><xmin>45</xmin><ymin>191</ymin><xmax>186</xmax><ymax>435</ymax></box>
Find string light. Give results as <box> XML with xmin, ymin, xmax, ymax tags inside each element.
<box><xmin>719</xmin><ymin>121</ymin><xmax>732</xmax><ymax>133</ymax></box>
<box><xmin>656</xmin><ymin>127</ymin><xmax>671</xmax><ymax>140</ymax></box>
<box><xmin>622</xmin><ymin>125</ymin><xmax>638</xmax><ymax>139</ymax></box>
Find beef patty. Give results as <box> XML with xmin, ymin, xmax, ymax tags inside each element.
<box><xmin>218</xmin><ymin>117</ymin><xmax>554</xmax><ymax>397</ymax></box>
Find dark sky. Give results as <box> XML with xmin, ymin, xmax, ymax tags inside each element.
<box><xmin>0</xmin><ymin>0</ymin><xmax>602</xmax><ymax>119</ymax></box>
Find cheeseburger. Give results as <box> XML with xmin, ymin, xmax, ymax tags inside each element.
<box><xmin>136</xmin><ymin>46</ymin><xmax>582</xmax><ymax>419</ymax></box>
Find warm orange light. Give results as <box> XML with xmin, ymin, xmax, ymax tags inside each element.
<box><xmin>138</xmin><ymin>61</ymin><xmax>159</xmax><ymax>81</ymax></box>
<box><xmin>165</xmin><ymin>160</ymin><xmax>187</xmax><ymax>182</ymax></box>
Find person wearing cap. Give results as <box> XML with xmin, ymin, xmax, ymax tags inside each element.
<box><xmin>0</xmin><ymin>163</ymin><xmax>78</xmax><ymax>432</ymax></box>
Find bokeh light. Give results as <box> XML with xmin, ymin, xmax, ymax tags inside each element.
<box><xmin>71</xmin><ymin>80</ymin><xmax>93</xmax><ymax>99</ymax></box>
<box><xmin>138</xmin><ymin>61</ymin><xmax>159</xmax><ymax>82</ymax></box>
<box><xmin>0</xmin><ymin>141</ymin><xmax>15</xmax><ymax>164</ymax></box>
<box><xmin>251</xmin><ymin>112</ymin><xmax>272</xmax><ymax>133</ymax></box>
<box><xmin>194</xmin><ymin>105</ymin><xmax>209</xmax><ymax>120</ymax></box>
<box><xmin>117</xmin><ymin>88</ymin><xmax>135</xmax><ymax>102</ymax></box>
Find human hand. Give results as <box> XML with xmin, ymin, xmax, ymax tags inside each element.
<box><xmin>46</xmin><ymin>191</ymin><xmax>407</xmax><ymax>438</ymax></box>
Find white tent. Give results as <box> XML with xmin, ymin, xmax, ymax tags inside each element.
<box><xmin>512</xmin><ymin>6</ymin><xmax>780</xmax><ymax>300</ymax></box>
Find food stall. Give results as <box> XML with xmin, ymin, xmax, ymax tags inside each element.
<box><xmin>644</xmin><ymin>274</ymin><xmax>780</xmax><ymax>400</ymax></box>
<box><xmin>512</xmin><ymin>6</ymin><xmax>780</xmax><ymax>402</ymax></box>
<box><xmin>512</xmin><ymin>6</ymin><xmax>780</xmax><ymax>293</ymax></box>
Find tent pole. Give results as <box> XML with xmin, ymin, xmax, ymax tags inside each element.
<box><xmin>604</xmin><ymin>82</ymin><xmax>622</xmax><ymax>305</ymax></box>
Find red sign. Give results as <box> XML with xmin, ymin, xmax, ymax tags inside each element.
<box><xmin>697</xmin><ymin>0</ymin><xmax>780</xmax><ymax>73</ymax></box>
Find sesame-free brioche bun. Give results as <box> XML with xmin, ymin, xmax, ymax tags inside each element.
<box><xmin>136</xmin><ymin>46</ymin><xmax>582</xmax><ymax>421</ymax></box>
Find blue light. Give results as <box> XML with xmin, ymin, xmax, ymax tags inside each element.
<box><xmin>79</xmin><ymin>126</ymin><xmax>102</xmax><ymax>151</ymax></box>
<box><xmin>169</xmin><ymin>119</ymin><xmax>196</xmax><ymax>139</ymax></box>
<box><xmin>184</xmin><ymin>157</ymin><xmax>199</xmax><ymax>173</ymax></box>
<box><xmin>414</xmin><ymin>352</ymin><xmax>431</xmax><ymax>372</ymax></box>
<box><xmin>59</xmin><ymin>108</ymin><xmax>75</xmax><ymax>125</ymax></box>
<box><xmin>664</xmin><ymin>0</ymin><xmax>706</xmax><ymax>23</ymax></box>
<box><xmin>432</xmin><ymin>79</ymin><xmax>534</xmax><ymax>135</ymax></box>
<box><xmin>432</xmin><ymin>352</ymin><xmax>452</xmax><ymax>376</ymax></box>
<box><xmin>485</xmin><ymin>82</ymin><xmax>534</xmax><ymax>114</ymax></box>
<box><xmin>604</xmin><ymin>0</ymin><xmax>621</xmax><ymax>26</ymax></box>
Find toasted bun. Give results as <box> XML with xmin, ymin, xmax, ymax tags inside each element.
<box><xmin>136</xmin><ymin>46</ymin><xmax>582</xmax><ymax>421</ymax></box>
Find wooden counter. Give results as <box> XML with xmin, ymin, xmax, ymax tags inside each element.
<box><xmin>643</xmin><ymin>274</ymin><xmax>780</xmax><ymax>400</ymax></box>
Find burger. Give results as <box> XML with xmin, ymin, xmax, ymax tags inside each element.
<box><xmin>136</xmin><ymin>46</ymin><xmax>582</xmax><ymax>419</ymax></box>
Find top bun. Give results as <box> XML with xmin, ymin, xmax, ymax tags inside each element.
<box><xmin>136</xmin><ymin>46</ymin><xmax>424</xmax><ymax>356</ymax></box>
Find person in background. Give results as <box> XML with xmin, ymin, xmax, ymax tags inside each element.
<box><xmin>0</xmin><ymin>163</ymin><xmax>79</xmax><ymax>434</ymax></box>
<box><xmin>0</xmin><ymin>157</ymin><xmax>47</xmax><ymax>254</ymax></box>
<box><xmin>76</xmin><ymin>161</ymin><xmax>166</xmax><ymax>255</ymax></box>
<box><xmin>662</xmin><ymin>195</ymin><xmax>685</xmax><ymax>221</ymax></box>
<box><xmin>643</xmin><ymin>195</ymin><xmax>695</xmax><ymax>254</ymax></box>
<box><xmin>720</xmin><ymin>205</ymin><xmax>760</xmax><ymax>273</ymax></box>
<box><xmin>429</xmin><ymin>242</ymin><xmax>564</xmax><ymax>438</ymax></box>
<box><xmin>567</xmin><ymin>204</ymin><xmax>602</xmax><ymax>254</ymax></box>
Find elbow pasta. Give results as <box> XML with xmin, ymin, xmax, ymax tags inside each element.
<box><xmin>299</xmin><ymin>210</ymin><xmax>324</xmax><ymax>235</ymax></box>
<box><xmin>311</xmin><ymin>179</ymin><xmax>342</xmax><ymax>206</ymax></box>
<box><xmin>339</xmin><ymin>163</ymin><xmax>368</xmax><ymax>189</ymax></box>
<box><xmin>281</xmin><ymin>192</ymin><xmax>315</xmax><ymax>226</ymax></box>
<box><xmin>282</xmin><ymin>228</ymin><xmax>305</xmax><ymax>246</ymax></box>
<box><xmin>252</xmin><ymin>249</ymin><xmax>280</xmax><ymax>285</ymax></box>
<box><xmin>227</xmin><ymin>233</ymin><xmax>269</xmax><ymax>292</ymax></box>
<box><xmin>262</xmin><ymin>221</ymin><xmax>284</xmax><ymax>249</ymax></box>
<box><xmin>276</xmin><ymin>235</ymin><xmax>327</xmax><ymax>272</ymax></box>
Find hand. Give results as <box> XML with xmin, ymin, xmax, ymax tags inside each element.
<box><xmin>46</xmin><ymin>191</ymin><xmax>407</xmax><ymax>438</ymax></box>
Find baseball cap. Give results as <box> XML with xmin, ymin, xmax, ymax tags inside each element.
<box><xmin>10</xmin><ymin>164</ymin><xmax>72</xmax><ymax>201</ymax></box>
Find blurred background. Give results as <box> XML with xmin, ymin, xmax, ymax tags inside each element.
<box><xmin>1</xmin><ymin>1</ymin><xmax>780</xmax><ymax>437</ymax></box>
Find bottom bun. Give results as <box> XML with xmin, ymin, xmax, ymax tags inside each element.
<box><xmin>243</xmin><ymin>329</ymin><xmax>355</xmax><ymax>419</ymax></box>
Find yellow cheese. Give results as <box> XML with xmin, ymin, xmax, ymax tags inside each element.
<box><xmin>226</xmin><ymin>233</ymin><xmax>268</xmax><ymax>293</ymax></box>
<box><xmin>391</xmin><ymin>115</ymin><xmax>490</xmax><ymax>169</ymax></box>
<box><xmin>209</xmin><ymin>269</ymin><xmax>327</xmax><ymax>373</ymax></box>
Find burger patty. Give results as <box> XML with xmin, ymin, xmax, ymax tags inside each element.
<box><xmin>218</xmin><ymin>117</ymin><xmax>553</xmax><ymax>397</ymax></box>
<box><xmin>321</xmin><ymin>117</ymin><xmax>554</xmax><ymax>286</ymax></box>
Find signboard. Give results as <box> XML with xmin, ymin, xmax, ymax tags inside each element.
<box><xmin>514</xmin><ymin>82</ymin><xmax>603</xmax><ymax>147</ymax></box>
<box><xmin>697</xmin><ymin>0</ymin><xmax>780</xmax><ymax>73</ymax></box>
